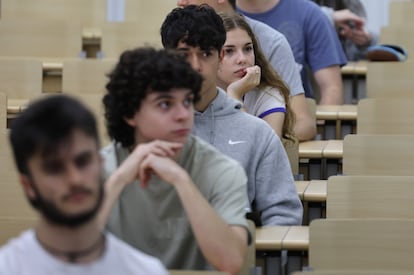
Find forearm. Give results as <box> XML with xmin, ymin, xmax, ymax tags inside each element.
<box><xmin>294</xmin><ymin>118</ymin><xmax>317</xmax><ymax>141</ymax></box>
<box><xmin>314</xmin><ymin>66</ymin><xmax>344</xmax><ymax>105</ymax></box>
<box><xmin>290</xmin><ymin>94</ymin><xmax>317</xmax><ymax>141</ymax></box>
<box><xmin>97</xmin><ymin>171</ymin><xmax>128</xmax><ymax>229</ymax></box>
<box><xmin>174</xmin><ymin>174</ymin><xmax>247</xmax><ymax>274</ymax></box>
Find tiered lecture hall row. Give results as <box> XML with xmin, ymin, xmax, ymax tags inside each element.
<box><xmin>2</xmin><ymin>1</ymin><xmax>414</xmax><ymax>275</ymax></box>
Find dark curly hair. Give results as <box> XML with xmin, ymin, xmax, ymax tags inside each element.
<box><xmin>160</xmin><ymin>4</ymin><xmax>226</xmax><ymax>52</ymax></box>
<box><xmin>103</xmin><ymin>47</ymin><xmax>202</xmax><ymax>148</ymax></box>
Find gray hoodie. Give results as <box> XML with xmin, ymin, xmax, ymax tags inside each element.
<box><xmin>193</xmin><ymin>88</ymin><xmax>303</xmax><ymax>226</ymax></box>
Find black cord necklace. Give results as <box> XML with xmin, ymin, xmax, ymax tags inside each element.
<box><xmin>36</xmin><ymin>233</ymin><xmax>106</xmax><ymax>263</ymax></box>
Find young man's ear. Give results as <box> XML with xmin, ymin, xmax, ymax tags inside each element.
<box><xmin>218</xmin><ymin>48</ymin><xmax>224</xmax><ymax>62</ymax></box>
<box><xmin>124</xmin><ymin>116</ymin><xmax>137</xmax><ymax>127</ymax></box>
<box><xmin>20</xmin><ymin>174</ymin><xmax>36</xmax><ymax>200</ymax></box>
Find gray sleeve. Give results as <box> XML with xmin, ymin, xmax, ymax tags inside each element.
<box><xmin>254</xmin><ymin>134</ymin><xmax>303</xmax><ymax>226</ymax></box>
<box><xmin>250</xmin><ymin>19</ymin><xmax>305</xmax><ymax>96</ymax></box>
<box><xmin>263</xmin><ymin>34</ymin><xmax>304</xmax><ymax>97</ymax></box>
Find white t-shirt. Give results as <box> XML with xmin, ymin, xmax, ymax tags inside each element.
<box><xmin>0</xmin><ymin>230</ymin><xmax>168</xmax><ymax>275</ymax></box>
<box><xmin>243</xmin><ymin>86</ymin><xmax>286</xmax><ymax>119</ymax></box>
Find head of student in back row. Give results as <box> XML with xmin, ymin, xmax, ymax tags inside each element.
<box><xmin>103</xmin><ymin>47</ymin><xmax>202</xmax><ymax>148</ymax></box>
<box><xmin>161</xmin><ymin>4</ymin><xmax>226</xmax><ymax>112</ymax></box>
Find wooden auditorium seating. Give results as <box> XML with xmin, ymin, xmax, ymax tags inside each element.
<box><xmin>122</xmin><ymin>0</ymin><xmax>176</xmax><ymax>24</ymax></box>
<box><xmin>1</xmin><ymin>0</ymin><xmax>105</xmax><ymax>29</ymax></box>
<box><xmin>62</xmin><ymin>59</ymin><xmax>116</xmax><ymax>95</ymax></box>
<box><xmin>0</xmin><ymin>58</ymin><xmax>43</xmax><ymax>100</ymax></box>
<box><xmin>0</xmin><ymin>19</ymin><xmax>83</xmax><ymax>61</ymax></box>
<box><xmin>0</xmin><ymin>129</ymin><xmax>37</xmax><ymax>219</ymax></box>
<box><xmin>327</xmin><ymin>175</ymin><xmax>414</xmax><ymax>219</ymax></box>
<box><xmin>358</xmin><ymin>98</ymin><xmax>414</xmax><ymax>135</ymax></box>
<box><xmin>309</xmin><ymin>219</ymin><xmax>414</xmax><ymax>271</ymax></box>
<box><xmin>379</xmin><ymin>26</ymin><xmax>414</xmax><ymax>55</ymax></box>
<box><xmin>343</xmin><ymin>134</ymin><xmax>414</xmax><ymax>176</ymax></box>
<box><xmin>0</xmin><ymin>93</ymin><xmax>6</xmax><ymax>129</ymax></box>
<box><xmin>67</xmin><ymin>94</ymin><xmax>110</xmax><ymax>147</ymax></box>
<box><xmin>388</xmin><ymin>0</ymin><xmax>414</xmax><ymax>26</ymax></box>
<box><xmin>366</xmin><ymin>62</ymin><xmax>414</xmax><ymax>98</ymax></box>
<box><xmin>284</xmin><ymin>139</ymin><xmax>299</xmax><ymax>177</ymax></box>
<box><xmin>100</xmin><ymin>22</ymin><xmax>163</xmax><ymax>59</ymax></box>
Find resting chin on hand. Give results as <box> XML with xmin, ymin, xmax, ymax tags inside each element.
<box><xmin>226</xmin><ymin>65</ymin><xmax>261</xmax><ymax>102</ymax></box>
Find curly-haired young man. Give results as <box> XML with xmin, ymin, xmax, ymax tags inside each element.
<box><xmin>99</xmin><ymin>47</ymin><xmax>249</xmax><ymax>274</ymax></box>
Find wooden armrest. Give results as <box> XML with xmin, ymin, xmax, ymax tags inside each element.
<box><xmin>255</xmin><ymin>226</ymin><xmax>289</xmax><ymax>250</ymax></box>
<box><xmin>303</xmin><ymin>180</ymin><xmax>327</xmax><ymax>202</ymax></box>
<box><xmin>322</xmin><ymin>140</ymin><xmax>343</xmax><ymax>159</ymax></box>
<box><xmin>295</xmin><ymin>181</ymin><xmax>310</xmax><ymax>200</ymax></box>
<box><xmin>299</xmin><ymin>140</ymin><xmax>329</xmax><ymax>158</ymax></box>
<box><xmin>7</xmin><ymin>99</ymin><xmax>29</xmax><ymax>114</ymax></box>
<box><xmin>316</xmin><ymin>105</ymin><xmax>339</xmax><ymax>120</ymax></box>
<box><xmin>282</xmin><ymin>226</ymin><xmax>309</xmax><ymax>251</ymax></box>
<box><xmin>337</xmin><ymin>105</ymin><xmax>357</xmax><ymax>120</ymax></box>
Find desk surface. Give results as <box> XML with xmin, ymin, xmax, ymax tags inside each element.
<box><xmin>303</xmin><ymin>180</ymin><xmax>327</xmax><ymax>202</ymax></box>
<box><xmin>299</xmin><ymin>140</ymin><xmax>329</xmax><ymax>159</ymax></box>
<box><xmin>322</xmin><ymin>140</ymin><xmax>343</xmax><ymax>159</ymax></box>
<box><xmin>295</xmin><ymin>181</ymin><xmax>309</xmax><ymax>200</ymax></box>
<box><xmin>255</xmin><ymin>226</ymin><xmax>309</xmax><ymax>251</ymax></box>
<box><xmin>282</xmin><ymin>226</ymin><xmax>309</xmax><ymax>250</ymax></box>
<box><xmin>255</xmin><ymin>226</ymin><xmax>289</xmax><ymax>250</ymax></box>
<box><xmin>7</xmin><ymin>99</ymin><xmax>29</xmax><ymax>114</ymax></box>
<box><xmin>316</xmin><ymin>105</ymin><xmax>357</xmax><ymax>121</ymax></box>
<box><xmin>337</xmin><ymin>105</ymin><xmax>357</xmax><ymax>120</ymax></box>
<box><xmin>341</xmin><ymin>61</ymin><xmax>368</xmax><ymax>76</ymax></box>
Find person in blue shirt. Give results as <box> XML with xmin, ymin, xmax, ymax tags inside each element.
<box><xmin>237</xmin><ymin>0</ymin><xmax>348</xmax><ymax>105</ymax></box>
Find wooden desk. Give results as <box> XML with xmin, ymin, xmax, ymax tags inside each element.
<box><xmin>7</xmin><ymin>99</ymin><xmax>29</xmax><ymax>114</ymax></box>
<box><xmin>256</xmin><ymin>226</ymin><xmax>309</xmax><ymax>275</ymax></box>
<box><xmin>341</xmin><ymin>61</ymin><xmax>367</xmax><ymax>104</ymax></box>
<box><xmin>316</xmin><ymin>105</ymin><xmax>357</xmax><ymax>140</ymax></box>
<box><xmin>294</xmin><ymin>181</ymin><xmax>309</xmax><ymax>200</ymax></box>
<box><xmin>299</xmin><ymin>140</ymin><xmax>328</xmax><ymax>180</ymax></box>
<box><xmin>255</xmin><ymin>226</ymin><xmax>290</xmax><ymax>275</ymax></box>
<box><xmin>303</xmin><ymin>180</ymin><xmax>327</xmax><ymax>224</ymax></box>
<box><xmin>303</xmin><ymin>180</ymin><xmax>327</xmax><ymax>202</ymax></box>
<box><xmin>299</xmin><ymin>140</ymin><xmax>328</xmax><ymax>159</ymax></box>
<box><xmin>299</xmin><ymin>139</ymin><xmax>344</xmax><ymax>180</ymax></box>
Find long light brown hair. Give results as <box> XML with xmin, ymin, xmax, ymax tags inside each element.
<box><xmin>219</xmin><ymin>12</ymin><xmax>296</xmax><ymax>142</ymax></box>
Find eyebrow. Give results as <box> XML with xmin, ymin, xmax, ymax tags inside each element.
<box><xmin>149</xmin><ymin>91</ymin><xmax>194</xmax><ymax>102</ymax></box>
<box><xmin>224</xmin><ymin>42</ymin><xmax>253</xmax><ymax>47</ymax></box>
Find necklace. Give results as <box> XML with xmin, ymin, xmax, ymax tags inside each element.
<box><xmin>36</xmin><ymin>232</ymin><xmax>105</xmax><ymax>263</ymax></box>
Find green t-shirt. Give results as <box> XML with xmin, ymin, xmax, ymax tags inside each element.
<box><xmin>101</xmin><ymin>135</ymin><xmax>249</xmax><ymax>270</ymax></box>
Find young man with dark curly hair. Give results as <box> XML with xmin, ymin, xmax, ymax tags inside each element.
<box><xmin>99</xmin><ymin>47</ymin><xmax>249</xmax><ymax>274</ymax></box>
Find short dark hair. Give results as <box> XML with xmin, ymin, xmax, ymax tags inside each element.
<box><xmin>160</xmin><ymin>4</ymin><xmax>226</xmax><ymax>52</ymax></box>
<box><xmin>9</xmin><ymin>95</ymin><xmax>99</xmax><ymax>175</ymax></box>
<box><xmin>103</xmin><ymin>47</ymin><xmax>202</xmax><ymax>148</ymax></box>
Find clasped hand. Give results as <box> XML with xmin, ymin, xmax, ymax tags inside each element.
<box><xmin>227</xmin><ymin>65</ymin><xmax>261</xmax><ymax>101</ymax></box>
<box><xmin>116</xmin><ymin>140</ymin><xmax>185</xmax><ymax>188</ymax></box>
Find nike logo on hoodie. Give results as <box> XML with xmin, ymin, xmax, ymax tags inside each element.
<box><xmin>228</xmin><ymin>139</ymin><xmax>247</xmax><ymax>145</ymax></box>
